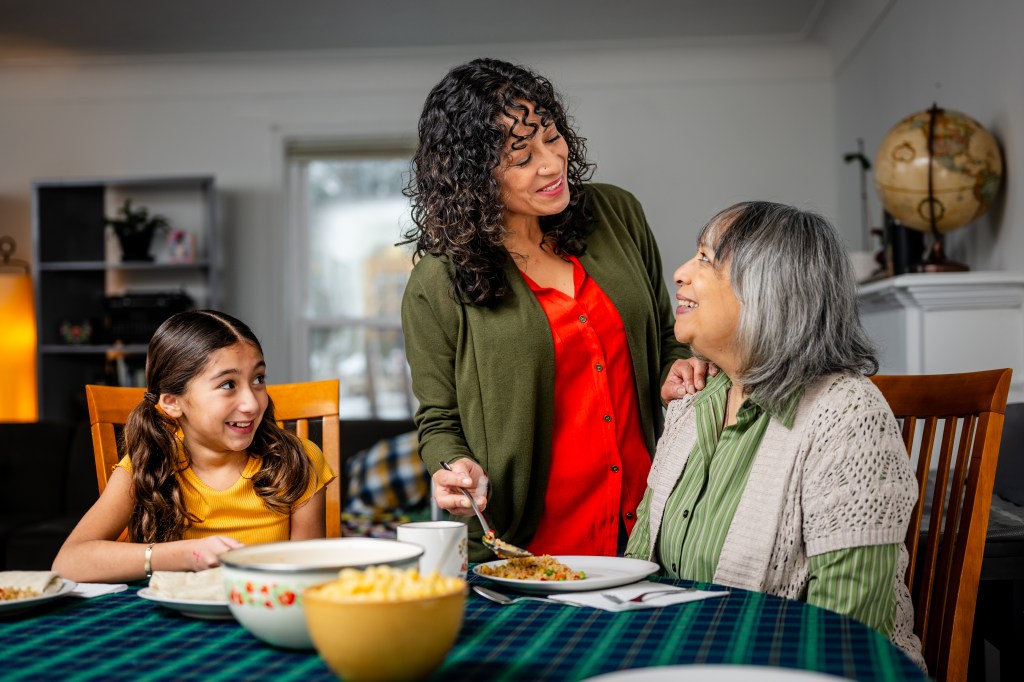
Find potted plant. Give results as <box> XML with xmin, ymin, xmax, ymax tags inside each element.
<box><xmin>105</xmin><ymin>198</ymin><xmax>170</xmax><ymax>261</ymax></box>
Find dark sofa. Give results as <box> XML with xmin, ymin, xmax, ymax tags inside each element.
<box><xmin>0</xmin><ymin>420</ymin><xmax>96</xmax><ymax>570</ymax></box>
<box><xmin>0</xmin><ymin>418</ymin><xmax>416</xmax><ymax>571</ymax></box>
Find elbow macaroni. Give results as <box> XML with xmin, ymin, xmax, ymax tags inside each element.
<box><xmin>312</xmin><ymin>565</ymin><xmax>465</xmax><ymax>602</ymax></box>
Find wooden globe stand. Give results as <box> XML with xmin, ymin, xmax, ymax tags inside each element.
<box><xmin>912</xmin><ymin>232</ymin><xmax>968</xmax><ymax>272</ymax></box>
<box><xmin>911</xmin><ymin>104</ymin><xmax>969</xmax><ymax>273</ymax></box>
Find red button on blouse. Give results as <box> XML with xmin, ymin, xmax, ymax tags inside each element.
<box><xmin>519</xmin><ymin>255</ymin><xmax>651</xmax><ymax>556</ymax></box>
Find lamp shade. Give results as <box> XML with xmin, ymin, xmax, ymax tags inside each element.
<box><xmin>0</xmin><ymin>270</ymin><xmax>37</xmax><ymax>421</ymax></box>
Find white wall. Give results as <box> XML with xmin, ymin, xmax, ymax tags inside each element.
<box><xmin>828</xmin><ymin>0</ymin><xmax>1024</xmax><ymax>266</ymax></box>
<box><xmin>0</xmin><ymin>43</ymin><xmax>836</xmax><ymax>378</ymax></box>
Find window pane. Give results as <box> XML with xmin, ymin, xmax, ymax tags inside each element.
<box><xmin>305</xmin><ymin>159</ymin><xmax>412</xmax><ymax>318</ymax></box>
<box><xmin>299</xmin><ymin>154</ymin><xmax>417</xmax><ymax>420</ymax></box>
<box><xmin>308</xmin><ymin>325</ymin><xmax>414</xmax><ymax>419</ymax></box>
<box><xmin>374</xmin><ymin>326</ymin><xmax>415</xmax><ymax>419</ymax></box>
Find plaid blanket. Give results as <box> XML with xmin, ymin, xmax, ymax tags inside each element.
<box><xmin>344</xmin><ymin>430</ymin><xmax>430</xmax><ymax>516</ymax></box>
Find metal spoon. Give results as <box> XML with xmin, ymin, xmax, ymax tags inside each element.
<box><xmin>439</xmin><ymin>460</ymin><xmax>532</xmax><ymax>559</ymax></box>
<box><xmin>473</xmin><ymin>585</ymin><xmax>579</xmax><ymax>607</ymax></box>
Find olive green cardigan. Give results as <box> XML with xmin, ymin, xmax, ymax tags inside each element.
<box><xmin>401</xmin><ymin>183</ymin><xmax>689</xmax><ymax>560</ymax></box>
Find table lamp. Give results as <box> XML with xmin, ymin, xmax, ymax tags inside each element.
<box><xmin>0</xmin><ymin>236</ymin><xmax>37</xmax><ymax>421</ymax></box>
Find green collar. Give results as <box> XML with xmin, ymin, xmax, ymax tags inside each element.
<box><xmin>694</xmin><ymin>371</ymin><xmax>802</xmax><ymax>429</ymax></box>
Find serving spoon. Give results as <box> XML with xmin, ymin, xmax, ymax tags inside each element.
<box><xmin>440</xmin><ymin>460</ymin><xmax>532</xmax><ymax>559</ymax></box>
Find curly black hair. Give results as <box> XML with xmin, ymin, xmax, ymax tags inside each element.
<box><xmin>402</xmin><ymin>58</ymin><xmax>595</xmax><ymax>307</ymax></box>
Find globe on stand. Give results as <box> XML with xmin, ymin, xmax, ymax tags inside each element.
<box><xmin>874</xmin><ymin>104</ymin><xmax>1003</xmax><ymax>272</ymax></box>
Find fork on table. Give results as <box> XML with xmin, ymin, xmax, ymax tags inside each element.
<box><xmin>601</xmin><ymin>587</ymin><xmax>696</xmax><ymax>604</ymax></box>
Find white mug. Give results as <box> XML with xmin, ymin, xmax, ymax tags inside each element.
<box><xmin>396</xmin><ymin>520</ymin><xmax>468</xmax><ymax>579</ymax></box>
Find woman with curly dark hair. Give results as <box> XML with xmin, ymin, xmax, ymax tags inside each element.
<box><xmin>54</xmin><ymin>310</ymin><xmax>335</xmax><ymax>583</ymax></box>
<box><xmin>402</xmin><ymin>58</ymin><xmax>710</xmax><ymax>561</ymax></box>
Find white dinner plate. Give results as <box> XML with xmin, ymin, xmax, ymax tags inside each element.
<box><xmin>584</xmin><ymin>665</ymin><xmax>850</xmax><ymax>681</ymax></box>
<box><xmin>138</xmin><ymin>588</ymin><xmax>234</xmax><ymax>620</ymax></box>
<box><xmin>0</xmin><ymin>578</ymin><xmax>77</xmax><ymax>617</ymax></box>
<box><xmin>473</xmin><ymin>556</ymin><xmax>660</xmax><ymax>594</ymax></box>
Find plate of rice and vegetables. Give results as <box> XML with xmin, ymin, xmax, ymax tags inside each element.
<box><xmin>474</xmin><ymin>556</ymin><xmax>660</xmax><ymax>594</ymax></box>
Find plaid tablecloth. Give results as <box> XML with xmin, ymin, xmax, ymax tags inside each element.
<box><xmin>0</xmin><ymin>578</ymin><xmax>929</xmax><ymax>681</ymax></box>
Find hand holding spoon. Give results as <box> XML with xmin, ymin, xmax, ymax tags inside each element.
<box><xmin>439</xmin><ymin>460</ymin><xmax>532</xmax><ymax>559</ymax></box>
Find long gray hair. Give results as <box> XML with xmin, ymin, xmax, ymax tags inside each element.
<box><xmin>698</xmin><ymin>201</ymin><xmax>877</xmax><ymax>412</ymax></box>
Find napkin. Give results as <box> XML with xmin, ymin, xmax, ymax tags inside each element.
<box><xmin>0</xmin><ymin>570</ymin><xmax>63</xmax><ymax>599</ymax></box>
<box><xmin>148</xmin><ymin>567</ymin><xmax>226</xmax><ymax>601</ymax></box>
<box><xmin>70</xmin><ymin>583</ymin><xmax>128</xmax><ymax>598</ymax></box>
<box><xmin>547</xmin><ymin>581</ymin><xmax>728</xmax><ymax>612</ymax></box>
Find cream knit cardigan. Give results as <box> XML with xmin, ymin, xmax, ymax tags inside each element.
<box><xmin>636</xmin><ymin>373</ymin><xmax>926</xmax><ymax>671</ymax></box>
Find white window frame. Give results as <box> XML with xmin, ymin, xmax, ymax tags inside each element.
<box><xmin>286</xmin><ymin>140</ymin><xmax>417</xmax><ymax>419</ymax></box>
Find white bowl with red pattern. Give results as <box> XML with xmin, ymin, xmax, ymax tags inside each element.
<box><xmin>219</xmin><ymin>537</ymin><xmax>423</xmax><ymax>649</ymax></box>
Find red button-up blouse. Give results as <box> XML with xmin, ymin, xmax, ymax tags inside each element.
<box><xmin>519</xmin><ymin>254</ymin><xmax>652</xmax><ymax>556</ymax></box>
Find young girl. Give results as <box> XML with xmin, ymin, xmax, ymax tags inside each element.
<box><xmin>53</xmin><ymin>310</ymin><xmax>336</xmax><ymax>583</ymax></box>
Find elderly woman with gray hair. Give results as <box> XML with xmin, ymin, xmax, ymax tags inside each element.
<box><xmin>625</xmin><ymin>201</ymin><xmax>926</xmax><ymax>670</ymax></box>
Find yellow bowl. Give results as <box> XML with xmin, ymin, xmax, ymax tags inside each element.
<box><xmin>303</xmin><ymin>582</ymin><xmax>467</xmax><ymax>682</ymax></box>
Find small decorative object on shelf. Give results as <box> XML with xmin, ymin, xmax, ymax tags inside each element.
<box><xmin>105</xmin><ymin>198</ymin><xmax>171</xmax><ymax>262</ymax></box>
<box><xmin>166</xmin><ymin>229</ymin><xmax>196</xmax><ymax>263</ymax></box>
<box><xmin>58</xmin><ymin>320</ymin><xmax>93</xmax><ymax>344</ymax></box>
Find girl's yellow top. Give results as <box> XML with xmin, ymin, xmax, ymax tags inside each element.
<box><xmin>117</xmin><ymin>438</ymin><xmax>336</xmax><ymax>545</ymax></box>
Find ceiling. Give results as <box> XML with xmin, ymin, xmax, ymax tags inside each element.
<box><xmin>0</xmin><ymin>0</ymin><xmax>833</xmax><ymax>62</ymax></box>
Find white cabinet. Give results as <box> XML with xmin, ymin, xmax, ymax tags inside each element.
<box><xmin>858</xmin><ymin>272</ymin><xmax>1024</xmax><ymax>403</ymax></box>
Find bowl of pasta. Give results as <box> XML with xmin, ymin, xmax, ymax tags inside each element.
<box><xmin>219</xmin><ymin>537</ymin><xmax>423</xmax><ymax>649</ymax></box>
<box><xmin>304</xmin><ymin>565</ymin><xmax>467</xmax><ymax>682</ymax></box>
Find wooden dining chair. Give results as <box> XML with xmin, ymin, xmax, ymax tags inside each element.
<box><xmin>871</xmin><ymin>368</ymin><xmax>1012</xmax><ymax>682</ymax></box>
<box><xmin>85</xmin><ymin>379</ymin><xmax>342</xmax><ymax>538</ymax></box>
<box><xmin>264</xmin><ymin>379</ymin><xmax>342</xmax><ymax>538</ymax></box>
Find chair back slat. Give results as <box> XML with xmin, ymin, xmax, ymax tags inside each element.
<box><xmin>86</xmin><ymin>385</ymin><xmax>144</xmax><ymax>495</ymax></box>
<box><xmin>925</xmin><ymin>416</ymin><xmax>970</xmax><ymax>666</ymax></box>
<box><xmin>321</xmin><ymin>414</ymin><xmax>341</xmax><ymax>538</ymax></box>
<box><xmin>918</xmin><ymin>417</ymin><xmax>951</xmax><ymax>646</ymax></box>
<box><xmin>89</xmin><ymin>422</ymin><xmax>121</xmax><ymax>496</ymax></box>
<box><xmin>85</xmin><ymin>379</ymin><xmax>342</xmax><ymax>539</ymax></box>
<box><xmin>901</xmin><ymin>414</ymin><xmax>920</xmax><ymax>584</ymax></box>
<box><xmin>901</xmin><ymin>415</ymin><xmax>916</xmax><ymax>449</ymax></box>
<box><xmin>904</xmin><ymin>415</ymin><xmax>936</xmax><ymax>593</ymax></box>
<box><xmin>871</xmin><ymin>368</ymin><xmax>1011</xmax><ymax>682</ymax></box>
<box><xmin>916</xmin><ymin>416</ymin><xmax>960</xmax><ymax>660</ymax></box>
<box><xmin>265</xmin><ymin>380</ymin><xmax>341</xmax><ymax>539</ymax></box>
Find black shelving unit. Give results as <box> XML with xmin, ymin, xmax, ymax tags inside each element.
<box><xmin>32</xmin><ymin>175</ymin><xmax>219</xmax><ymax>420</ymax></box>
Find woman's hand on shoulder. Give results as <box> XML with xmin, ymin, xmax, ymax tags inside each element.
<box><xmin>661</xmin><ymin>357</ymin><xmax>718</xmax><ymax>402</ymax></box>
<box><xmin>432</xmin><ymin>458</ymin><xmax>488</xmax><ymax>516</ymax></box>
<box><xmin>186</xmin><ymin>536</ymin><xmax>245</xmax><ymax>571</ymax></box>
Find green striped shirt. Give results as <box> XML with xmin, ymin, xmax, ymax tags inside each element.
<box><xmin>627</xmin><ymin>371</ymin><xmax>899</xmax><ymax>635</ymax></box>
